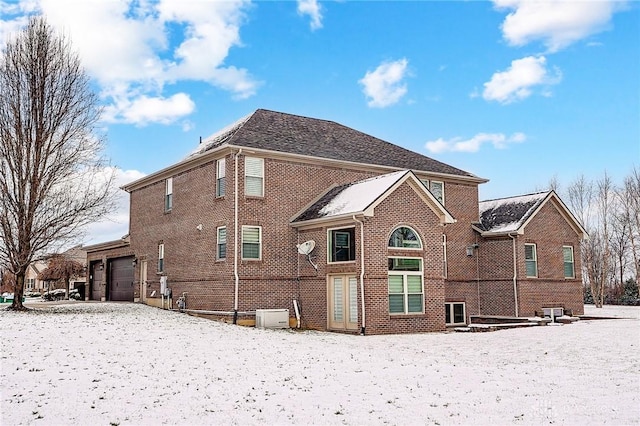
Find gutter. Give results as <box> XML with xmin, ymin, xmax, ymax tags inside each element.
<box><xmin>509</xmin><ymin>232</ymin><xmax>519</xmax><ymax>317</ymax></box>
<box><xmin>233</xmin><ymin>149</ymin><xmax>243</xmax><ymax>324</ymax></box>
<box><xmin>353</xmin><ymin>215</ymin><xmax>366</xmax><ymax>335</ymax></box>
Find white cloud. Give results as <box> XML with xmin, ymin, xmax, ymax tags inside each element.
<box><xmin>297</xmin><ymin>0</ymin><xmax>323</xmax><ymax>30</ymax></box>
<box><xmin>493</xmin><ymin>0</ymin><xmax>622</xmax><ymax>52</ymax></box>
<box><xmin>3</xmin><ymin>0</ymin><xmax>258</xmax><ymax>127</ymax></box>
<box><xmin>359</xmin><ymin>58</ymin><xmax>409</xmax><ymax>108</ymax></box>
<box><xmin>425</xmin><ymin>132</ymin><xmax>526</xmax><ymax>154</ymax></box>
<box><xmin>103</xmin><ymin>93</ymin><xmax>196</xmax><ymax>126</ymax></box>
<box><xmin>482</xmin><ymin>56</ymin><xmax>561</xmax><ymax>104</ymax></box>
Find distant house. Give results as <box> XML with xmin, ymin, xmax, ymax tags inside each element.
<box><xmin>24</xmin><ymin>260</ymin><xmax>47</xmax><ymax>293</ymax></box>
<box><xmin>97</xmin><ymin>109</ymin><xmax>585</xmax><ymax>334</ymax></box>
<box><xmin>24</xmin><ymin>245</ymin><xmax>88</xmax><ymax>296</ymax></box>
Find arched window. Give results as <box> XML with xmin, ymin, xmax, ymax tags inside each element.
<box><xmin>388</xmin><ymin>226</ymin><xmax>422</xmax><ymax>249</ymax></box>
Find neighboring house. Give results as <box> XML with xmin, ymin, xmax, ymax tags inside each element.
<box><xmin>110</xmin><ymin>109</ymin><xmax>585</xmax><ymax>334</ymax></box>
<box><xmin>25</xmin><ymin>260</ymin><xmax>48</xmax><ymax>293</ymax></box>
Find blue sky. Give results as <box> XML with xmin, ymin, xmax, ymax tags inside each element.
<box><xmin>1</xmin><ymin>0</ymin><xmax>638</xmax><ymax>244</ymax></box>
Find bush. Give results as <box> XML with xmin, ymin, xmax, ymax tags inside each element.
<box><xmin>620</xmin><ymin>279</ymin><xmax>639</xmax><ymax>306</ymax></box>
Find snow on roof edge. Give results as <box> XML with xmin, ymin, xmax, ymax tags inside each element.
<box><xmin>186</xmin><ymin>112</ymin><xmax>254</xmax><ymax>158</ymax></box>
<box><xmin>317</xmin><ymin>170</ymin><xmax>408</xmax><ymax>218</ymax></box>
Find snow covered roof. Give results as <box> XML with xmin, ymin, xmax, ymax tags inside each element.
<box><xmin>292</xmin><ymin>170</ymin><xmax>455</xmax><ymax>226</ymax></box>
<box><xmin>476</xmin><ymin>191</ymin><xmax>587</xmax><ymax>237</ymax></box>
<box><xmin>477</xmin><ymin>192</ymin><xmax>548</xmax><ymax>234</ymax></box>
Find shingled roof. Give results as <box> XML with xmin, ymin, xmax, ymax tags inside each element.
<box><xmin>192</xmin><ymin>109</ymin><xmax>479</xmax><ymax>178</ymax></box>
<box><xmin>476</xmin><ymin>191</ymin><xmax>587</xmax><ymax>238</ymax></box>
<box><xmin>477</xmin><ymin>192</ymin><xmax>548</xmax><ymax>234</ymax></box>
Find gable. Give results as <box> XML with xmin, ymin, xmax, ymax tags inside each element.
<box><xmin>291</xmin><ymin>170</ymin><xmax>455</xmax><ymax>227</ymax></box>
<box><xmin>476</xmin><ymin>191</ymin><xmax>586</xmax><ymax>238</ymax></box>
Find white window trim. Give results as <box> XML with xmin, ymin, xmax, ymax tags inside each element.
<box><xmin>525</xmin><ymin>243</ymin><xmax>538</xmax><ymax>278</ymax></box>
<box><xmin>244</xmin><ymin>157</ymin><xmax>264</xmax><ymax>197</ymax></box>
<box><xmin>388</xmin><ymin>256</ymin><xmax>424</xmax><ymax>315</ymax></box>
<box><xmin>158</xmin><ymin>243</ymin><xmax>165</xmax><ymax>273</ymax></box>
<box><xmin>445</xmin><ymin>302</ymin><xmax>466</xmax><ymax>325</ymax></box>
<box><xmin>165</xmin><ymin>178</ymin><xmax>173</xmax><ymax>211</ymax></box>
<box><xmin>420</xmin><ymin>178</ymin><xmax>445</xmax><ymax>205</ymax></box>
<box><xmin>388</xmin><ymin>225</ymin><xmax>423</xmax><ymax>250</ymax></box>
<box><xmin>217</xmin><ymin>226</ymin><xmax>227</xmax><ymax>260</ymax></box>
<box><xmin>241</xmin><ymin>225</ymin><xmax>262</xmax><ymax>260</ymax></box>
<box><xmin>563</xmin><ymin>245</ymin><xmax>575</xmax><ymax>279</ymax></box>
<box><xmin>216</xmin><ymin>158</ymin><xmax>226</xmax><ymax>197</ymax></box>
<box><xmin>327</xmin><ymin>225</ymin><xmax>356</xmax><ymax>264</ymax></box>
<box><xmin>430</xmin><ymin>180</ymin><xmax>445</xmax><ymax>205</ymax></box>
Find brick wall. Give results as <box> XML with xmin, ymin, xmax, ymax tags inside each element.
<box><xmin>445</xmin><ymin>199</ymin><xmax>584</xmax><ymax>320</ymax></box>
<box><xmin>86</xmin><ymin>244</ymin><xmax>135</xmax><ymax>301</ymax></box>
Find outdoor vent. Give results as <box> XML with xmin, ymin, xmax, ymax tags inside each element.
<box><xmin>255</xmin><ymin>309</ymin><xmax>290</xmax><ymax>329</ymax></box>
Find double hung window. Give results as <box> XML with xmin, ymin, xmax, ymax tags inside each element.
<box><xmin>158</xmin><ymin>243</ymin><xmax>165</xmax><ymax>273</ymax></box>
<box><xmin>388</xmin><ymin>257</ymin><xmax>424</xmax><ymax>314</ymax></box>
<box><xmin>217</xmin><ymin>227</ymin><xmax>227</xmax><ymax>259</ymax></box>
<box><xmin>525</xmin><ymin>243</ymin><xmax>537</xmax><ymax>277</ymax></box>
<box><xmin>563</xmin><ymin>246</ymin><xmax>575</xmax><ymax>278</ymax></box>
<box><xmin>245</xmin><ymin>157</ymin><xmax>264</xmax><ymax>197</ymax></box>
<box><xmin>165</xmin><ymin>178</ymin><xmax>173</xmax><ymax>211</ymax></box>
<box><xmin>216</xmin><ymin>158</ymin><xmax>225</xmax><ymax>197</ymax></box>
<box><xmin>242</xmin><ymin>226</ymin><xmax>262</xmax><ymax>260</ymax></box>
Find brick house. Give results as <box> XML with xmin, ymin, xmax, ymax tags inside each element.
<box><xmin>116</xmin><ymin>109</ymin><xmax>585</xmax><ymax>334</ymax></box>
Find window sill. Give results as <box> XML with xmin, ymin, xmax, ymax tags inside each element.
<box><xmin>327</xmin><ymin>260</ymin><xmax>357</xmax><ymax>265</ymax></box>
<box><xmin>389</xmin><ymin>313</ymin><xmax>425</xmax><ymax>319</ymax></box>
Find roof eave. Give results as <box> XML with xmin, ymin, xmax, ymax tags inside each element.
<box><xmin>121</xmin><ymin>145</ymin><xmax>232</xmax><ymax>192</ymax></box>
<box><xmin>290</xmin><ymin>212</ymin><xmax>367</xmax><ymax>229</ymax></box>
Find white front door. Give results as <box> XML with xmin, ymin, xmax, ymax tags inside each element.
<box><xmin>328</xmin><ymin>275</ymin><xmax>358</xmax><ymax>331</ymax></box>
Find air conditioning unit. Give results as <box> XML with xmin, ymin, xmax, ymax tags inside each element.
<box><xmin>255</xmin><ymin>309</ymin><xmax>290</xmax><ymax>329</ymax></box>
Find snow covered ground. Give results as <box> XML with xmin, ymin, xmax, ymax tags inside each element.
<box><xmin>1</xmin><ymin>303</ymin><xmax>638</xmax><ymax>426</ymax></box>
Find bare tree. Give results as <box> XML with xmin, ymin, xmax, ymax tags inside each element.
<box><xmin>0</xmin><ymin>17</ymin><xmax>114</xmax><ymax>310</ymax></box>
<box><xmin>620</xmin><ymin>167</ymin><xmax>640</xmax><ymax>286</ymax></box>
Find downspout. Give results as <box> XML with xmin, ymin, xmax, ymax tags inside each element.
<box><xmin>509</xmin><ymin>233</ymin><xmax>519</xmax><ymax>317</ymax></box>
<box><xmin>353</xmin><ymin>215</ymin><xmax>366</xmax><ymax>335</ymax></box>
<box><xmin>233</xmin><ymin>149</ymin><xmax>243</xmax><ymax>324</ymax></box>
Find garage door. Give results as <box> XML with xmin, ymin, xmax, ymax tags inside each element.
<box><xmin>109</xmin><ymin>257</ymin><xmax>134</xmax><ymax>301</ymax></box>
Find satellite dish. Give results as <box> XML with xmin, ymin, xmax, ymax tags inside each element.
<box><xmin>297</xmin><ymin>240</ymin><xmax>316</xmax><ymax>255</ymax></box>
